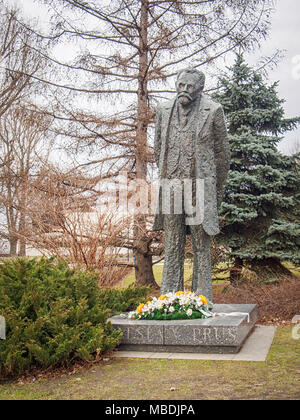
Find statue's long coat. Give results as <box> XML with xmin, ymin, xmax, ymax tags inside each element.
<box><xmin>153</xmin><ymin>94</ymin><xmax>230</xmax><ymax>236</ymax></box>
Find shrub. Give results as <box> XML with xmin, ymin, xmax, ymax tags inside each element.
<box><xmin>98</xmin><ymin>285</ymin><xmax>151</xmax><ymax>315</ymax></box>
<box><xmin>0</xmin><ymin>257</ymin><xmax>125</xmax><ymax>376</ymax></box>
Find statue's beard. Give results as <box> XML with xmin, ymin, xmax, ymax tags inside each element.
<box><xmin>177</xmin><ymin>92</ymin><xmax>198</xmax><ymax>106</ymax></box>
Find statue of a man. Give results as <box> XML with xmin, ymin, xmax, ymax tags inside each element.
<box><xmin>153</xmin><ymin>68</ymin><xmax>230</xmax><ymax>301</ymax></box>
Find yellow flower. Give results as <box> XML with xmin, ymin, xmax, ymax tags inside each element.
<box><xmin>158</xmin><ymin>294</ymin><xmax>166</xmax><ymax>300</ymax></box>
<box><xmin>136</xmin><ymin>304</ymin><xmax>145</xmax><ymax>313</ymax></box>
<box><xmin>199</xmin><ymin>295</ymin><xmax>208</xmax><ymax>304</ymax></box>
<box><xmin>146</xmin><ymin>301</ymin><xmax>152</xmax><ymax>305</ymax></box>
<box><xmin>176</xmin><ymin>291</ymin><xmax>185</xmax><ymax>296</ymax></box>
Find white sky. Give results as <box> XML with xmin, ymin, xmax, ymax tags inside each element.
<box><xmin>4</xmin><ymin>0</ymin><xmax>300</xmax><ymax>154</ymax></box>
<box><xmin>246</xmin><ymin>0</ymin><xmax>300</xmax><ymax>153</ymax></box>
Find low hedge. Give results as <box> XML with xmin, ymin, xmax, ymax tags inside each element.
<box><xmin>98</xmin><ymin>286</ymin><xmax>150</xmax><ymax>314</ymax></box>
<box><xmin>0</xmin><ymin>257</ymin><xmax>148</xmax><ymax>376</ymax></box>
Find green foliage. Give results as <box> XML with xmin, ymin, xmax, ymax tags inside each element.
<box><xmin>213</xmin><ymin>54</ymin><xmax>300</xmax><ymax>267</ymax></box>
<box><xmin>98</xmin><ymin>286</ymin><xmax>151</xmax><ymax>315</ymax></box>
<box><xmin>0</xmin><ymin>258</ymin><xmax>148</xmax><ymax>376</ymax></box>
<box><xmin>139</xmin><ymin>310</ymin><xmax>208</xmax><ymax>321</ymax></box>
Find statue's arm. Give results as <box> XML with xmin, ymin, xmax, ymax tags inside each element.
<box><xmin>213</xmin><ymin>105</ymin><xmax>231</xmax><ymax>208</ymax></box>
<box><xmin>154</xmin><ymin>106</ymin><xmax>162</xmax><ymax>168</ymax></box>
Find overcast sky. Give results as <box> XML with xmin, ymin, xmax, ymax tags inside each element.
<box><xmin>245</xmin><ymin>0</ymin><xmax>300</xmax><ymax>153</ymax></box>
<box><xmin>4</xmin><ymin>0</ymin><xmax>300</xmax><ymax>154</ymax></box>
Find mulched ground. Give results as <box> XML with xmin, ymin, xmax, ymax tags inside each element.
<box><xmin>213</xmin><ymin>276</ymin><xmax>300</xmax><ymax>325</ymax></box>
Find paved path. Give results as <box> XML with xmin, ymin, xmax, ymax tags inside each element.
<box><xmin>115</xmin><ymin>325</ymin><xmax>276</xmax><ymax>362</ymax></box>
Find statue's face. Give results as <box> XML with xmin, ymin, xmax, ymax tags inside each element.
<box><xmin>176</xmin><ymin>72</ymin><xmax>202</xmax><ymax>106</ymax></box>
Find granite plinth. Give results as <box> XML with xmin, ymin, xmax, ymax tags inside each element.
<box><xmin>108</xmin><ymin>304</ymin><xmax>258</xmax><ymax>354</ymax></box>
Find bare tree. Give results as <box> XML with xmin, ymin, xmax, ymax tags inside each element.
<box><xmin>12</xmin><ymin>0</ymin><xmax>275</xmax><ymax>285</ymax></box>
<box><xmin>0</xmin><ymin>2</ymin><xmax>44</xmax><ymax>117</ymax></box>
<box><xmin>0</xmin><ymin>104</ymin><xmax>53</xmax><ymax>255</ymax></box>
<box><xmin>24</xmin><ymin>166</ymin><xmax>135</xmax><ymax>287</ymax></box>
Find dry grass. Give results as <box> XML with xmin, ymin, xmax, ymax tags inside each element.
<box><xmin>1</xmin><ymin>327</ymin><xmax>299</xmax><ymax>400</ymax></box>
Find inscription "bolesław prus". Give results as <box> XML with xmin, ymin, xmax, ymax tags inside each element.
<box><xmin>121</xmin><ymin>325</ymin><xmax>238</xmax><ymax>346</ymax></box>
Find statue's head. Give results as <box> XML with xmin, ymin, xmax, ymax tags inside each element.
<box><xmin>176</xmin><ymin>68</ymin><xmax>205</xmax><ymax>106</ymax></box>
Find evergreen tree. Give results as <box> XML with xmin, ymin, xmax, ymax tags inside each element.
<box><xmin>213</xmin><ymin>54</ymin><xmax>300</xmax><ymax>282</ymax></box>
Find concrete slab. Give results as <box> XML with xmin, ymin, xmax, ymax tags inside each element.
<box><xmin>292</xmin><ymin>315</ymin><xmax>300</xmax><ymax>324</ymax></box>
<box><xmin>232</xmin><ymin>325</ymin><xmax>276</xmax><ymax>361</ymax></box>
<box><xmin>109</xmin><ymin>304</ymin><xmax>258</xmax><ymax>354</ymax></box>
<box><xmin>114</xmin><ymin>325</ymin><xmax>276</xmax><ymax>362</ymax></box>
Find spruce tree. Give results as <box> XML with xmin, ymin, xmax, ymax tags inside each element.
<box><xmin>213</xmin><ymin>54</ymin><xmax>300</xmax><ymax>282</ymax></box>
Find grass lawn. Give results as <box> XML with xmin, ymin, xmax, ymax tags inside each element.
<box><xmin>0</xmin><ymin>326</ymin><xmax>299</xmax><ymax>400</ymax></box>
<box><xmin>119</xmin><ymin>261</ymin><xmax>230</xmax><ymax>289</ymax></box>
<box><xmin>283</xmin><ymin>262</ymin><xmax>300</xmax><ymax>278</ymax></box>
<box><xmin>120</xmin><ymin>261</ymin><xmax>300</xmax><ymax>289</ymax></box>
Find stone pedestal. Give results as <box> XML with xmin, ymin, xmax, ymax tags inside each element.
<box><xmin>108</xmin><ymin>304</ymin><xmax>258</xmax><ymax>354</ymax></box>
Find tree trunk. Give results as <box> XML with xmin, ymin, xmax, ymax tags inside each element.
<box><xmin>134</xmin><ymin>252</ymin><xmax>159</xmax><ymax>288</ymax></box>
<box><xmin>230</xmin><ymin>257</ymin><xmax>243</xmax><ymax>285</ymax></box>
<box><xmin>19</xmin><ymin>239</ymin><xmax>26</xmax><ymax>256</ymax></box>
<box><xmin>230</xmin><ymin>257</ymin><xmax>293</xmax><ymax>285</ymax></box>
<box><xmin>134</xmin><ymin>0</ymin><xmax>158</xmax><ymax>288</ymax></box>
<box><xmin>251</xmin><ymin>258</ymin><xmax>292</xmax><ymax>280</ymax></box>
<box><xmin>9</xmin><ymin>237</ymin><xmax>18</xmax><ymax>256</ymax></box>
<box><xmin>18</xmin><ymin>209</ymin><xmax>26</xmax><ymax>256</ymax></box>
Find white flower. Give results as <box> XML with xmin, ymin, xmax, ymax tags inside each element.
<box><xmin>180</xmin><ymin>297</ymin><xmax>190</xmax><ymax>306</ymax></box>
<box><xmin>169</xmin><ymin>306</ymin><xmax>175</xmax><ymax>313</ymax></box>
<box><xmin>154</xmin><ymin>301</ymin><xmax>164</xmax><ymax>310</ymax></box>
<box><xmin>143</xmin><ymin>303</ymin><xmax>152</xmax><ymax>313</ymax></box>
<box><xmin>195</xmin><ymin>298</ymin><xmax>203</xmax><ymax>308</ymax></box>
<box><xmin>166</xmin><ymin>295</ymin><xmax>176</xmax><ymax>305</ymax></box>
<box><xmin>186</xmin><ymin>309</ymin><xmax>193</xmax><ymax>317</ymax></box>
<box><xmin>128</xmin><ymin>311</ymin><xmax>136</xmax><ymax>319</ymax></box>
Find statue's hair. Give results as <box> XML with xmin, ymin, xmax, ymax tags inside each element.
<box><xmin>176</xmin><ymin>68</ymin><xmax>205</xmax><ymax>90</ymax></box>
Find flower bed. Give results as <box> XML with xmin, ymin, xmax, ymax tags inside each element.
<box><xmin>128</xmin><ymin>291</ymin><xmax>213</xmax><ymax>321</ymax></box>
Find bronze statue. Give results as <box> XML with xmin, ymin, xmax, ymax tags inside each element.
<box><xmin>153</xmin><ymin>68</ymin><xmax>230</xmax><ymax>301</ymax></box>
